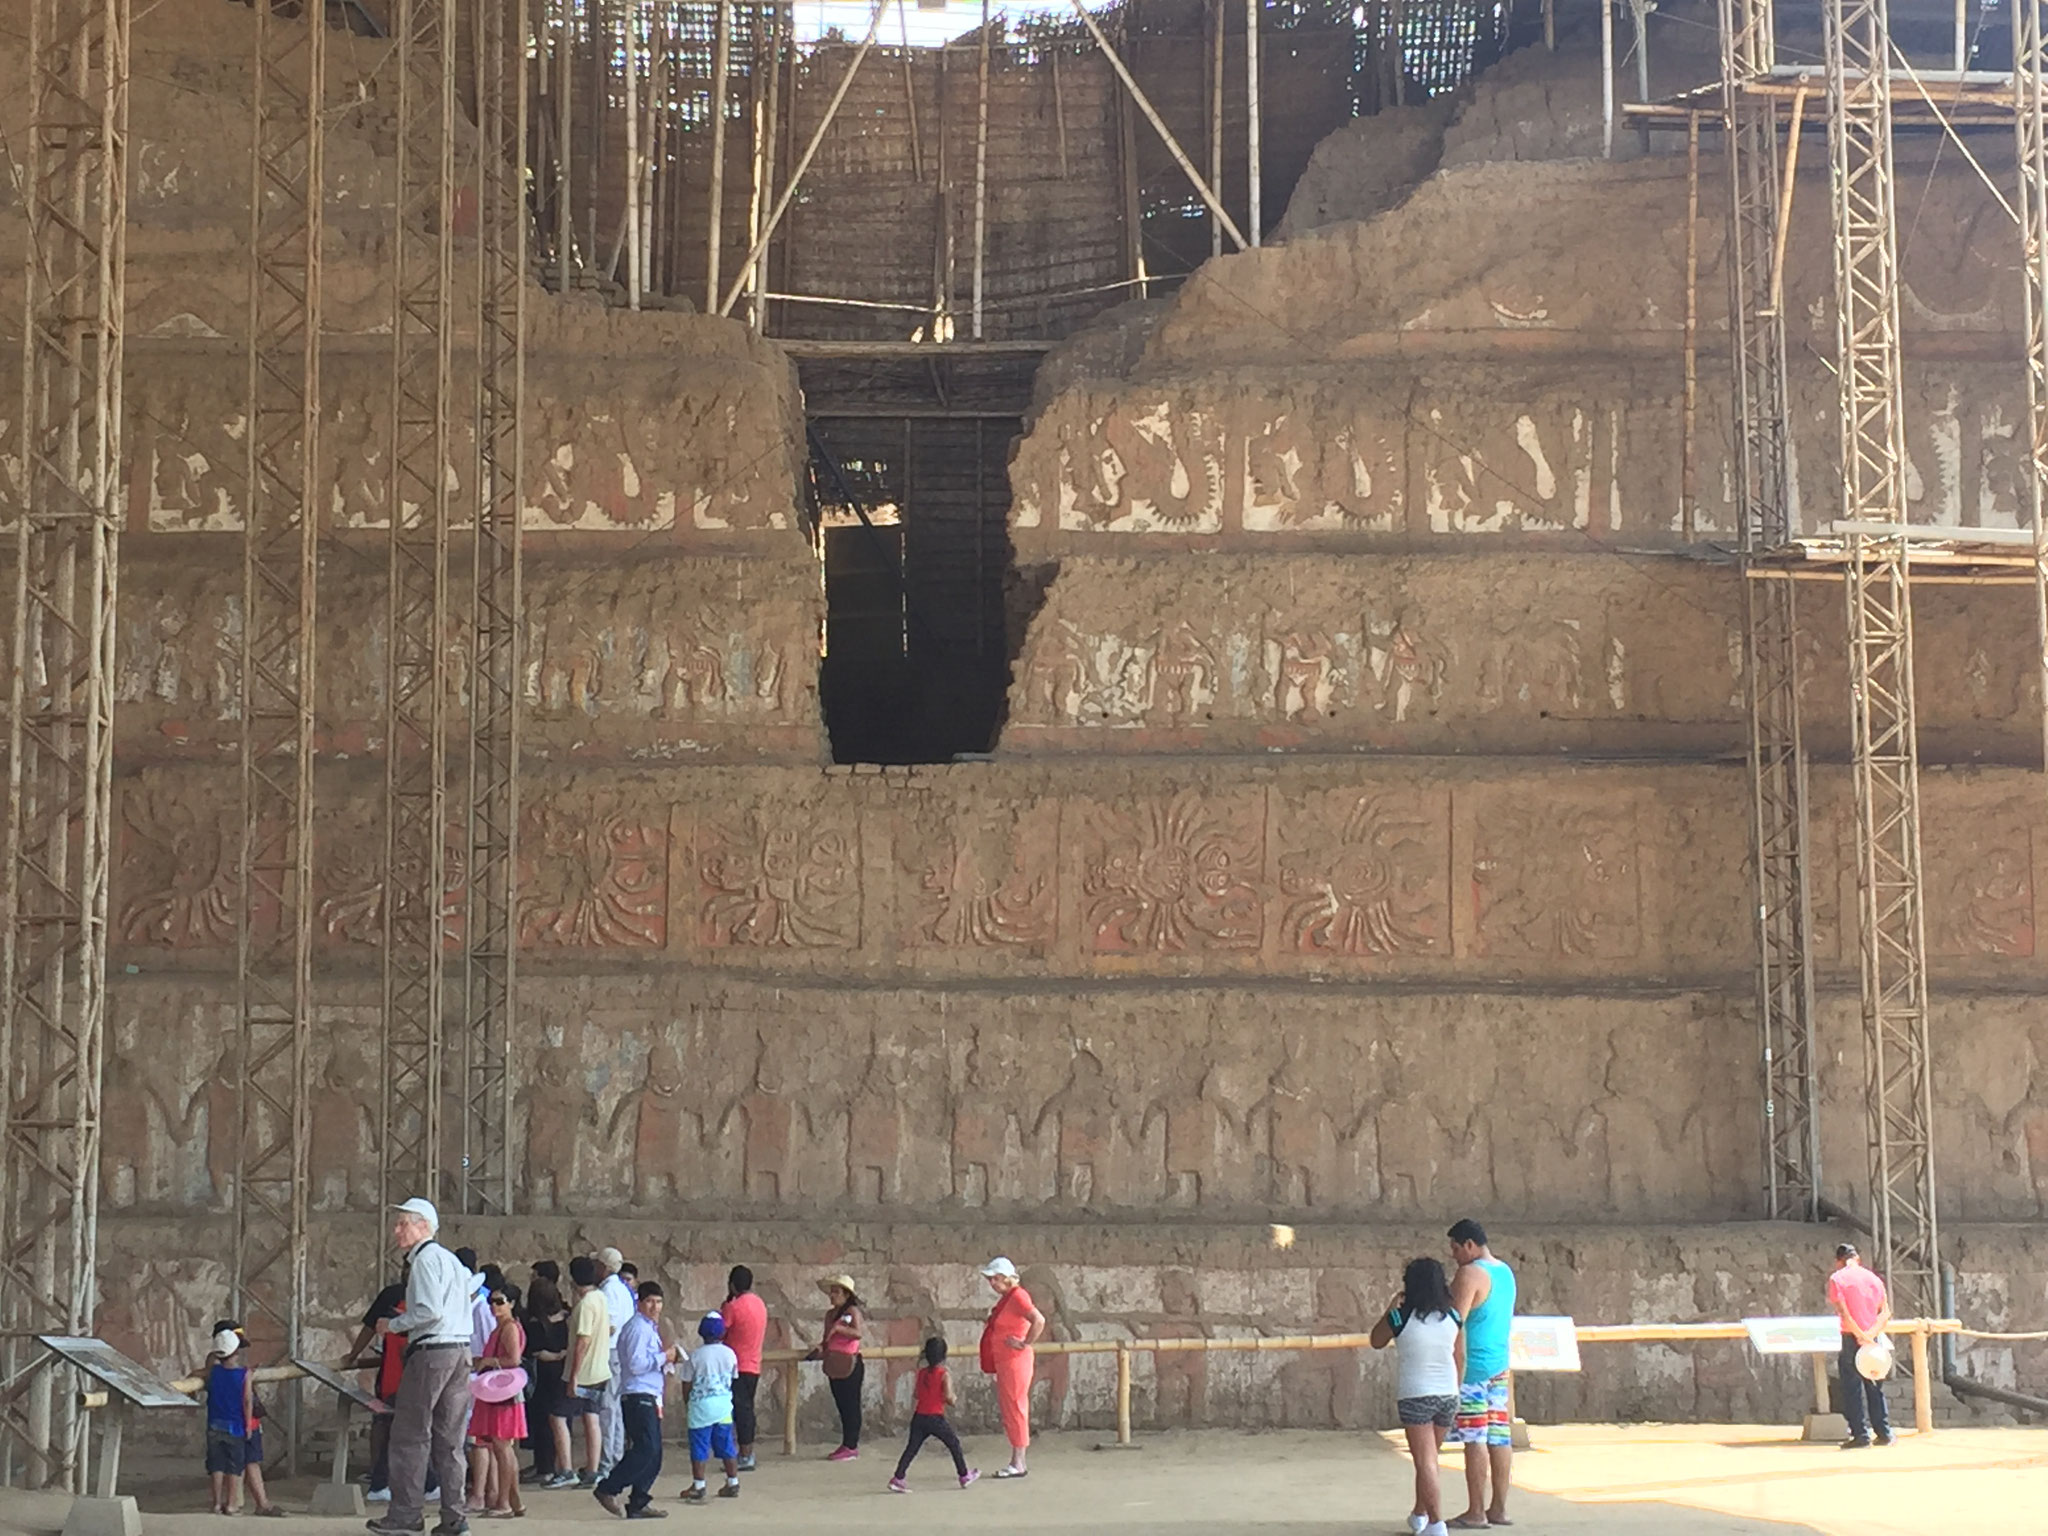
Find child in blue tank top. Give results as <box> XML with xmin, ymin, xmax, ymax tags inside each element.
<box><xmin>200</xmin><ymin>1321</ymin><xmax>283</xmax><ymax>1516</ymax></box>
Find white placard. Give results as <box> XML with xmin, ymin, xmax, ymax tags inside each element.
<box><xmin>1744</xmin><ymin>1315</ymin><xmax>1843</xmax><ymax>1355</ymax></box>
<box><xmin>1508</xmin><ymin>1315</ymin><xmax>1581</xmax><ymax>1373</ymax></box>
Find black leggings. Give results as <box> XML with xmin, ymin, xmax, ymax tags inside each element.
<box><xmin>894</xmin><ymin>1413</ymin><xmax>967</xmax><ymax>1480</ymax></box>
<box><xmin>829</xmin><ymin>1359</ymin><xmax>864</xmax><ymax>1449</ymax></box>
<box><xmin>732</xmin><ymin>1372</ymin><xmax>759</xmax><ymax>1450</ymax></box>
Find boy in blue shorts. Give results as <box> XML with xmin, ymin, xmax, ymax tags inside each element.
<box><xmin>678</xmin><ymin>1313</ymin><xmax>740</xmax><ymax>1504</ymax></box>
<box><xmin>201</xmin><ymin>1321</ymin><xmax>284</xmax><ymax>1517</ymax></box>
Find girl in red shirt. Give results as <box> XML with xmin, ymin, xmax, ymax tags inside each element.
<box><xmin>887</xmin><ymin>1338</ymin><xmax>977</xmax><ymax>1493</ymax></box>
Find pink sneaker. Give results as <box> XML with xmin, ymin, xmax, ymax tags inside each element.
<box><xmin>826</xmin><ymin>1447</ymin><xmax>858</xmax><ymax>1463</ymax></box>
<box><xmin>959</xmin><ymin>1470</ymin><xmax>980</xmax><ymax>1488</ymax></box>
<box><xmin>887</xmin><ymin>1478</ymin><xmax>909</xmax><ymax>1494</ymax></box>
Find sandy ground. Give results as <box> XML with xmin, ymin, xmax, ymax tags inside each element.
<box><xmin>1</xmin><ymin>1426</ymin><xmax>2044</xmax><ymax>1535</ymax></box>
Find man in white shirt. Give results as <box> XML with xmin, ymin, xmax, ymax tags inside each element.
<box><xmin>370</xmin><ymin>1199</ymin><xmax>474</xmax><ymax>1536</ymax></box>
<box><xmin>594</xmin><ymin>1247</ymin><xmax>635</xmax><ymax>1476</ymax></box>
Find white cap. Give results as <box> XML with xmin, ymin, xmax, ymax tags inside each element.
<box><xmin>597</xmin><ymin>1247</ymin><xmax>624</xmax><ymax>1270</ymax></box>
<box><xmin>392</xmin><ymin>1197</ymin><xmax>439</xmax><ymax>1231</ymax></box>
<box><xmin>979</xmin><ymin>1256</ymin><xmax>1018</xmax><ymax>1280</ymax></box>
<box><xmin>213</xmin><ymin>1328</ymin><xmax>242</xmax><ymax>1358</ymax></box>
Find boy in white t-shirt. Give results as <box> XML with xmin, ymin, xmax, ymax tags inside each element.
<box><xmin>676</xmin><ymin>1313</ymin><xmax>741</xmax><ymax>1503</ymax></box>
<box><xmin>1370</xmin><ymin>1258</ymin><xmax>1465</xmax><ymax>1536</ymax></box>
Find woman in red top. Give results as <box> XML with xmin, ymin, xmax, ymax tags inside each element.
<box><xmin>886</xmin><ymin>1337</ymin><xmax>977</xmax><ymax>1492</ymax></box>
<box><xmin>468</xmin><ymin>1288</ymin><xmax>529</xmax><ymax>1517</ymax></box>
<box><xmin>977</xmin><ymin>1257</ymin><xmax>1046</xmax><ymax>1478</ymax></box>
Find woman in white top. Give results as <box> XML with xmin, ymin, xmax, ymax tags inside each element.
<box><xmin>1370</xmin><ymin>1257</ymin><xmax>1465</xmax><ymax>1536</ymax></box>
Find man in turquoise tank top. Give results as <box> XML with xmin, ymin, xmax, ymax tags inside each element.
<box><xmin>1446</xmin><ymin>1218</ymin><xmax>1516</xmax><ymax>1529</ymax></box>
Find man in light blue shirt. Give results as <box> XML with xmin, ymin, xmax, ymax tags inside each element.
<box><xmin>593</xmin><ymin>1283</ymin><xmax>674</xmax><ymax>1519</ymax></box>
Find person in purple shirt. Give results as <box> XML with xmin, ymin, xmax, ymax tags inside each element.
<box><xmin>594</xmin><ymin>1283</ymin><xmax>676</xmax><ymax>1519</ymax></box>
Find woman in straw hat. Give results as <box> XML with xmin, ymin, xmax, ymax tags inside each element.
<box><xmin>810</xmin><ymin>1275</ymin><xmax>867</xmax><ymax>1460</ymax></box>
<box><xmin>978</xmin><ymin>1258</ymin><xmax>1045</xmax><ymax>1478</ymax></box>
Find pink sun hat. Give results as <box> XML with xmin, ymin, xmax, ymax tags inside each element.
<box><xmin>469</xmin><ymin>1367</ymin><xmax>528</xmax><ymax>1404</ymax></box>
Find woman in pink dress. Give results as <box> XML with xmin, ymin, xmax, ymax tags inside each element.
<box><xmin>469</xmin><ymin>1288</ymin><xmax>529</xmax><ymax>1517</ymax></box>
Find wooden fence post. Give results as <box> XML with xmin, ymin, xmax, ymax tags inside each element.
<box><xmin>783</xmin><ymin>1358</ymin><xmax>800</xmax><ymax>1456</ymax></box>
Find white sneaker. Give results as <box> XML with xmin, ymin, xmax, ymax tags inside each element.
<box><xmin>1407</xmin><ymin>1518</ymin><xmax>1427</xmax><ymax>1535</ymax></box>
<box><xmin>366</xmin><ymin>1488</ymin><xmax>391</xmax><ymax>1503</ymax></box>
<box><xmin>1423</xmin><ymin>1523</ymin><xmax>1449</xmax><ymax>1536</ymax></box>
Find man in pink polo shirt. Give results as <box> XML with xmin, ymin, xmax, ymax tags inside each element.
<box><xmin>1827</xmin><ymin>1243</ymin><xmax>1895</xmax><ymax>1449</ymax></box>
<box><xmin>721</xmin><ymin>1266</ymin><xmax>768</xmax><ymax>1473</ymax></box>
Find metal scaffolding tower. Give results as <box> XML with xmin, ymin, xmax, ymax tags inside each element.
<box><xmin>0</xmin><ymin>0</ymin><xmax>127</xmax><ymax>1487</ymax></box>
<box><xmin>1824</xmin><ymin>0</ymin><xmax>1938</xmax><ymax>1314</ymax></box>
<box><xmin>234</xmin><ymin>0</ymin><xmax>324</xmax><ymax>1369</ymax></box>
<box><xmin>1722</xmin><ymin>0</ymin><xmax>1821</xmax><ymax>1221</ymax></box>
<box><xmin>2018</xmin><ymin>3</ymin><xmax>2048</xmax><ymax>770</ymax></box>
<box><xmin>462</xmin><ymin>0</ymin><xmax>528</xmax><ymax>1218</ymax></box>
<box><xmin>380</xmin><ymin>0</ymin><xmax>458</xmax><ymax>1219</ymax></box>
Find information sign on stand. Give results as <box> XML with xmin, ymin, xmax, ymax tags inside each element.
<box><xmin>40</xmin><ymin>1335</ymin><xmax>196</xmax><ymax>1536</ymax></box>
<box><xmin>1508</xmin><ymin>1316</ymin><xmax>1582</xmax><ymax>1373</ymax></box>
<box><xmin>1743</xmin><ymin>1316</ymin><xmax>1843</xmax><ymax>1355</ymax></box>
<box><xmin>293</xmin><ymin>1359</ymin><xmax>391</xmax><ymax>1516</ymax></box>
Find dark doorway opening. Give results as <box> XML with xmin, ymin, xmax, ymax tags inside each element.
<box><xmin>811</xmin><ymin>416</ymin><xmax>1018</xmax><ymax>764</ymax></box>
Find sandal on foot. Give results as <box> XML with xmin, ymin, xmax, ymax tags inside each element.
<box><xmin>993</xmin><ymin>1467</ymin><xmax>1028</xmax><ymax>1479</ymax></box>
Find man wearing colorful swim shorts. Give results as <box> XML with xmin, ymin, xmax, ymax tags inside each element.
<box><xmin>1448</xmin><ymin>1218</ymin><xmax>1517</xmax><ymax>1530</ymax></box>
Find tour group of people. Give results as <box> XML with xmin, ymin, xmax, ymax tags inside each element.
<box><xmin>334</xmin><ymin>1198</ymin><xmax>1045</xmax><ymax>1528</ymax></box>
<box><xmin>192</xmin><ymin>1202</ymin><xmax>1894</xmax><ymax>1533</ymax></box>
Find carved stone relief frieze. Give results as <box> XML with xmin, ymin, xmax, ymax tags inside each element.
<box><xmin>687</xmin><ymin>801</ymin><xmax>859</xmax><ymax>949</ymax></box>
<box><xmin>1274</xmin><ymin>790</ymin><xmax>1448</xmax><ymax>960</ymax></box>
<box><xmin>1004</xmin><ymin>556</ymin><xmax>1735</xmax><ymax>747</ymax></box>
<box><xmin>520</xmin><ymin>567</ymin><xmax>807</xmax><ymax>731</ymax></box>
<box><xmin>1472</xmin><ymin>798</ymin><xmax>1641</xmax><ymax>960</ymax></box>
<box><xmin>894</xmin><ymin>798</ymin><xmax>1057</xmax><ymax>955</ymax></box>
<box><xmin>1926</xmin><ymin>808</ymin><xmax>2035</xmax><ymax>959</ymax></box>
<box><xmin>117</xmin><ymin>773</ymin><xmax>240</xmax><ymax>946</ymax></box>
<box><xmin>1082</xmin><ymin>790</ymin><xmax>1264</xmax><ymax>954</ymax></box>
<box><xmin>521</xmin><ymin>793</ymin><xmax>668</xmax><ymax>948</ymax></box>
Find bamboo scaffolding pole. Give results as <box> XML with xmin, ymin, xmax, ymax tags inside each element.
<box><xmin>1068</xmin><ymin>0</ymin><xmax>1247</xmax><ymax>249</ymax></box>
<box><xmin>749</xmin><ymin>1</ymin><xmax>784</xmax><ymax>332</ymax></box>
<box><xmin>1051</xmin><ymin>45</ymin><xmax>1069</xmax><ymax>179</ymax></box>
<box><xmin>1766</xmin><ymin>77</ymin><xmax>1810</xmax><ymax>318</ymax></box>
<box><xmin>719</xmin><ymin>0</ymin><xmax>891</xmax><ymax>316</ymax></box>
<box><xmin>900</xmin><ymin>0</ymin><xmax>924</xmax><ymax>182</ymax></box>
<box><xmin>586</xmin><ymin>0</ymin><xmax>602</xmax><ymax>279</ymax></box>
<box><xmin>936</xmin><ymin>39</ymin><xmax>954</xmax><ymax>334</ymax></box>
<box><xmin>623</xmin><ymin>0</ymin><xmax>642</xmax><ymax>307</ymax></box>
<box><xmin>1682</xmin><ymin>109</ymin><xmax>1699</xmax><ymax>540</ymax></box>
<box><xmin>706</xmin><ymin>0</ymin><xmax>733</xmax><ymax>312</ymax></box>
<box><xmin>1602</xmin><ymin>0</ymin><xmax>1615</xmax><ymax>157</ymax></box>
<box><xmin>1209</xmin><ymin>0</ymin><xmax>1223</xmax><ymax>257</ymax></box>
<box><xmin>555</xmin><ymin>0</ymin><xmax>574</xmax><ymax>290</ymax></box>
<box><xmin>1245</xmin><ymin>0</ymin><xmax>1261</xmax><ymax>245</ymax></box>
<box><xmin>972</xmin><ymin>0</ymin><xmax>990</xmax><ymax>339</ymax></box>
